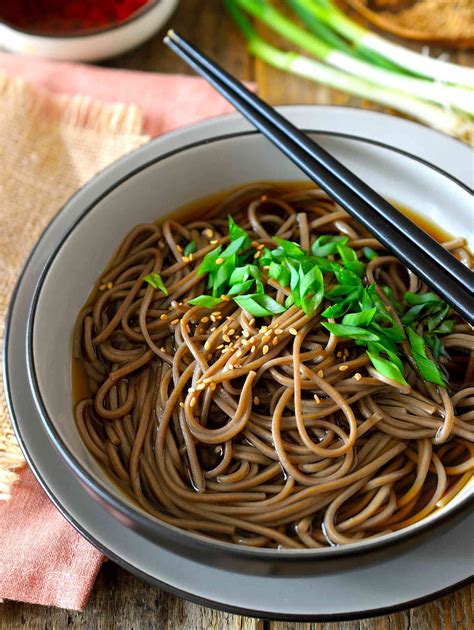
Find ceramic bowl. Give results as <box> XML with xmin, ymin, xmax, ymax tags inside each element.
<box><xmin>0</xmin><ymin>0</ymin><xmax>179</xmax><ymax>61</ymax></box>
<box><xmin>26</xmin><ymin>126</ymin><xmax>473</xmax><ymax>571</ymax></box>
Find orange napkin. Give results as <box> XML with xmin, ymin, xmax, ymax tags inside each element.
<box><xmin>0</xmin><ymin>54</ymin><xmax>240</xmax><ymax>610</ymax></box>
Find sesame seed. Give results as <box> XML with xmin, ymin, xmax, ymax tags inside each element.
<box><xmin>216</xmin><ymin>257</ymin><xmax>224</xmax><ymax>264</ymax></box>
<box><xmin>235</xmin><ymin>350</ymin><xmax>243</xmax><ymax>358</ymax></box>
<box><xmin>217</xmin><ymin>344</ymin><xmax>224</xmax><ymax>349</ymax></box>
<box><xmin>227</xmin><ymin>364</ymin><xmax>235</xmax><ymax>370</ymax></box>
<box><xmin>189</xmin><ymin>387</ymin><xmax>195</xmax><ymax>393</ymax></box>
<box><xmin>336</xmin><ymin>351</ymin><xmax>342</xmax><ymax>358</ymax></box>
<box><xmin>171</xmin><ymin>319</ymin><xmax>179</xmax><ymax>325</ymax></box>
<box><xmin>275</xmin><ymin>328</ymin><xmax>284</xmax><ymax>335</ymax></box>
<box><xmin>317</xmin><ymin>370</ymin><xmax>324</xmax><ymax>377</ymax></box>
<box><xmin>262</xmin><ymin>334</ymin><xmax>271</xmax><ymax>343</ymax></box>
<box><xmin>260</xmin><ymin>195</ymin><xmax>268</xmax><ymax>201</ymax></box>
<box><xmin>253</xmin><ymin>251</ymin><xmax>261</xmax><ymax>259</ymax></box>
<box><xmin>106</xmin><ymin>282</ymin><xmax>113</xmax><ymax>290</ymax></box>
<box><xmin>260</xmin><ymin>326</ymin><xmax>268</xmax><ymax>333</ymax></box>
<box><xmin>99</xmin><ymin>284</ymin><xmax>106</xmax><ymax>291</ymax></box>
<box><xmin>228</xmin><ymin>328</ymin><xmax>235</xmax><ymax>336</ymax></box>
<box><xmin>263</xmin><ymin>265</ymin><xmax>270</xmax><ymax>271</ymax></box>
<box><xmin>262</xmin><ymin>345</ymin><xmax>269</xmax><ymax>355</ymax></box>
<box><xmin>254</xmin><ymin>396</ymin><xmax>260</xmax><ymax>405</ymax></box>
<box><xmin>241</xmin><ymin>339</ymin><xmax>249</xmax><ymax>346</ymax></box>
<box><xmin>257</xmin><ymin>243</ymin><xmax>265</xmax><ymax>251</ymax></box>
<box><xmin>314</xmin><ymin>394</ymin><xmax>321</xmax><ymax>404</ymax></box>
<box><xmin>205</xmin><ymin>228</ymin><xmax>214</xmax><ymax>238</ymax></box>
<box><xmin>190</xmin><ymin>397</ymin><xmax>196</xmax><ymax>408</ymax></box>
<box><xmin>210</xmin><ymin>315</ymin><xmax>217</xmax><ymax>323</ymax></box>
<box><xmin>339</xmin><ymin>365</ymin><xmax>348</xmax><ymax>372</ymax></box>
<box><xmin>223</xmin><ymin>334</ymin><xmax>231</xmax><ymax>343</ymax></box>
<box><xmin>243</xmin><ymin>330</ymin><xmax>250</xmax><ymax>338</ymax></box>
<box><xmin>160</xmin><ymin>313</ymin><xmax>168</xmax><ymax>320</ymax></box>
<box><xmin>210</xmin><ymin>382</ymin><xmax>216</xmax><ymax>391</ymax></box>
<box><xmin>289</xmin><ymin>328</ymin><xmax>298</xmax><ymax>336</ymax></box>
<box><xmin>179</xmin><ymin>402</ymin><xmax>184</xmax><ymax>408</ymax></box>
<box><xmin>201</xmin><ymin>316</ymin><xmax>209</xmax><ymax>323</ymax></box>
<box><xmin>207</xmin><ymin>353</ymin><xmax>213</xmax><ymax>361</ymax></box>
<box><xmin>251</xmin><ymin>241</ymin><xmax>259</xmax><ymax>248</ymax></box>
<box><xmin>221</xmin><ymin>295</ymin><xmax>231</xmax><ymax>302</ymax></box>
<box><xmin>249</xmin><ymin>318</ymin><xmax>255</xmax><ymax>326</ymax></box>
<box><xmin>210</xmin><ymin>239</ymin><xmax>218</xmax><ymax>245</ymax></box>
<box><xmin>354</xmin><ymin>373</ymin><xmax>362</xmax><ymax>381</ymax></box>
<box><xmin>182</xmin><ymin>256</ymin><xmax>189</xmax><ymax>263</ymax></box>
<box><xmin>212</xmin><ymin>311</ymin><xmax>221</xmax><ymax>316</ymax></box>
<box><xmin>176</xmin><ymin>245</ymin><xmax>183</xmax><ymax>253</ymax></box>
<box><xmin>204</xmin><ymin>341</ymin><xmax>211</xmax><ymax>351</ymax></box>
<box><xmin>185</xmin><ymin>324</ymin><xmax>191</xmax><ymax>333</ymax></box>
<box><xmin>210</xmin><ymin>326</ymin><xmax>216</xmax><ymax>332</ymax></box>
<box><xmin>196</xmin><ymin>383</ymin><xmax>205</xmax><ymax>391</ymax></box>
<box><xmin>160</xmin><ymin>346</ymin><xmax>166</xmax><ymax>352</ymax></box>
<box><xmin>272</xmin><ymin>337</ymin><xmax>279</xmax><ymax>346</ymax></box>
<box><xmin>189</xmin><ymin>253</ymin><xmax>194</xmax><ymax>261</ymax></box>
<box><xmin>250</xmin><ymin>346</ymin><xmax>256</xmax><ymax>353</ymax></box>
<box><xmin>203</xmin><ymin>378</ymin><xmax>211</xmax><ymax>384</ymax></box>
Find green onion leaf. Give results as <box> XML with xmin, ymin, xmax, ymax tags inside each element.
<box><xmin>362</xmin><ymin>246</ymin><xmax>378</xmax><ymax>261</ymax></box>
<box><xmin>273</xmin><ymin>237</ymin><xmax>305</xmax><ymax>259</ymax></box>
<box><xmin>211</xmin><ymin>255</ymin><xmax>236</xmax><ymax>296</ymax></box>
<box><xmin>184</xmin><ymin>240</ymin><xmax>197</xmax><ymax>256</ymax></box>
<box><xmin>198</xmin><ymin>246</ymin><xmax>223</xmax><ymax>274</ymax></box>
<box><xmin>268</xmin><ymin>261</ymin><xmax>291</xmax><ymax>287</ymax></box>
<box><xmin>404</xmin><ymin>291</ymin><xmax>442</xmax><ymax>306</ymax></box>
<box><xmin>228</xmin><ymin>216</ymin><xmax>251</xmax><ymax>247</ymax></box>
<box><xmin>366</xmin><ymin>343</ymin><xmax>408</xmax><ymax>386</ymax></box>
<box><xmin>322</xmin><ymin>323</ymin><xmax>380</xmax><ymax>341</ymax></box>
<box><xmin>227</xmin><ymin>280</ymin><xmax>255</xmax><ymax>296</ymax></box>
<box><xmin>342</xmin><ymin>307</ymin><xmax>376</xmax><ymax>327</ymax></box>
<box><xmin>234</xmin><ymin>293</ymin><xmax>286</xmax><ymax>318</ymax></box>
<box><xmin>311</xmin><ymin>234</ymin><xmax>348</xmax><ymax>257</ymax></box>
<box><xmin>230</xmin><ymin>264</ymin><xmax>260</xmax><ymax>285</ymax></box>
<box><xmin>188</xmin><ymin>295</ymin><xmax>222</xmax><ymax>308</ymax></box>
<box><xmin>337</xmin><ymin>244</ymin><xmax>365</xmax><ymax>276</ymax></box>
<box><xmin>143</xmin><ymin>272</ymin><xmax>169</xmax><ymax>295</ymax></box>
<box><xmin>407</xmin><ymin>327</ymin><xmax>447</xmax><ymax>387</ymax></box>
<box><xmin>222</xmin><ymin>234</ymin><xmax>248</xmax><ymax>258</ymax></box>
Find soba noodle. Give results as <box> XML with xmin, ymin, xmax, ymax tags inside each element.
<box><xmin>73</xmin><ymin>183</ymin><xmax>474</xmax><ymax>549</ymax></box>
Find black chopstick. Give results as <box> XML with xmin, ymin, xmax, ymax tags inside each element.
<box><xmin>164</xmin><ymin>30</ymin><xmax>474</xmax><ymax>325</ymax></box>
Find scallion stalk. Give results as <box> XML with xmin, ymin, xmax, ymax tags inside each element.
<box><xmin>224</xmin><ymin>1</ymin><xmax>471</xmax><ymax>140</ymax></box>
<box><xmin>300</xmin><ymin>0</ymin><xmax>474</xmax><ymax>88</ymax></box>
<box><xmin>235</xmin><ymin>0</ymin><xmax>474</xmax><ymax>115</ymax></box>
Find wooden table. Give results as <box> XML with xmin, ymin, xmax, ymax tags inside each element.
<box><xmin>2</xmin><ymin>1</ymin><xmax>472</xmax><ymax>628</ymax></box>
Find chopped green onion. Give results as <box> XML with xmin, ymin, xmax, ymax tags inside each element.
<box><xmin>143</xmin><ymin>272</ymin><xmax>168</xmax><ymax>295</ymax></box>
<box><xmin>322</xmin><ymin>323</ymin><xmax>380</xmax><ymax>342</ymax></box>
<box><xmin>234</xmin><ymin>293</ymin><xmax>286</xmax><ymax>318</ymax></box>
<box><xmin>362</xmin><ymin>246</ymin><xmax>378</xmax><ymax>261</ymax></box>
<box><xmin>407</xmin><ymin>327</ymin><xmax>447</xmax><ymax>387</ymax></box>
<box><xmin>188</xmin><ymin>295</ymin><xmax>223</xmax><ymax>308</ymax></box>
<box><xmin>184</xmin><ymin>240</ymin><xmax>197</xmax><ymax>256</ymax></box>
<box><xmin>342</xmin><ymin>307</ymin><xmax>376</xmax><ymax>327</ymax></box>
<box><xmin>273</xmin><ymin>237</ymin><xmax>306</xmax><ymax>258</ymax></box>
<box><xmin>311</xmin><ymin>234</ymin><xmax>348</xmax><ymax>257</ymax></box>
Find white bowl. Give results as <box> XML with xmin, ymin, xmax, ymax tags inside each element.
<box><xmin>0</xmin><ymin>0</ymin><xmax>179</xmax><ymax>61</ymax></box>
<box><xmin>26</xmin><ymin>125</ymin><xmax>473</xmax><ymax>570</ymax></box>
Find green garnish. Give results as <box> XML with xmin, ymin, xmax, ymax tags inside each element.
<box><xmin>234</xmin><ymin>293</ymin><xmax>286</xmax><ymax>318</ymax></box>
<box><xmin>188</xmin><ymin>295</ymin><xmax>222</xmax><ymax>308</ymax></box>
<box><xmin>190</xmin><ymin>216</ymin><xmax>450</xmax><ymax>388</ymax></box>
<box><xmin>143</xmin><ymin>272</ymin><xmax>168</xmax><ymax>295</ymax></box>
<box><xmin>184</xmin><ymin>240</ymin><xmax>197</xmax><ymax>256</ymax></box>
<box><xmin>407</xmin><ymin>327</ymin><xmax>447</xmax><ymax>387</ymax></box>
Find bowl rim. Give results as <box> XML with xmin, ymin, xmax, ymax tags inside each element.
<box><xmin>0</xmin><ymin>0</ymin><xmax>165</xmax><ymax>39</ymax></box>
<box><xmin>25</xmin><ymin>128</ymin><xmax>473</xmax><ymax>561</ymax></box>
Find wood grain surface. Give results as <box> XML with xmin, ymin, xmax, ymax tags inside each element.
<box><xmin>2</xmin><ymin>1</ymin><xmax>472</xmax><ymax>628</ymax></box>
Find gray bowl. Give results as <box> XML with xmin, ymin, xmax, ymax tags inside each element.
<box><xmin>12</xmin><ymin>121</ymin><xmax>474</xmax><ymax>574</ymax></box>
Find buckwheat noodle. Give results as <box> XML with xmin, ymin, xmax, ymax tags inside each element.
<box><xmin>73</xmin><ymin>184</ymin><xmax>474</xmax><ymax>549</ymax></box>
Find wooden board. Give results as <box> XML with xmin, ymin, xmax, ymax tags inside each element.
<box><xmin>2</xmin><ymin>0</ymin><xmax>472</xmax><ymax>627</ymax></box>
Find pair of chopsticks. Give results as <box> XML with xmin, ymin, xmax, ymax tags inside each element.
<box><xmin>164</xmin><ymin>31</ymin><xmax>474</xmax><ymax>325</ymax></box>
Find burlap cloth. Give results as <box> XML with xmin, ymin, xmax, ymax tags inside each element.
<box><xmin>0</xmin><ymin>72</ymin><xmax>149</xmax><ymax>499</ymax></box>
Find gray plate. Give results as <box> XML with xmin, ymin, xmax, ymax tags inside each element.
<box><xmin>4</xmin><ymin>107</ymin><xmax>473</xmax><ymax>620</ymax></box>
